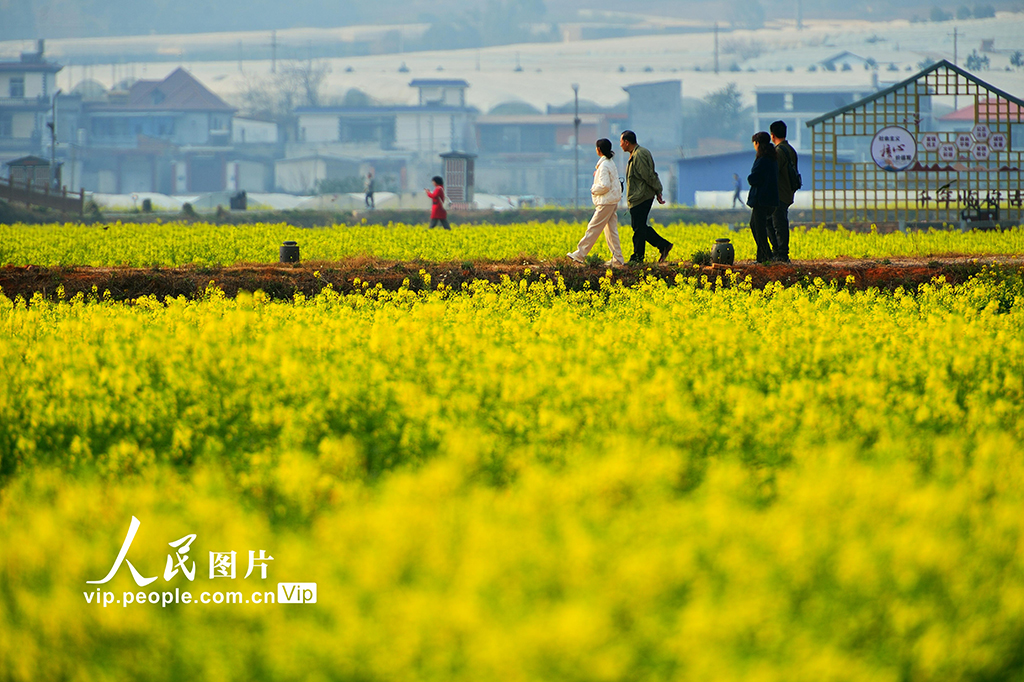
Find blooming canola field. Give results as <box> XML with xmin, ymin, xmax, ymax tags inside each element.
<box><xmin>2</xmin><ymin>220</ymin><xmax>1024</xmax><ymax>265</ymax></box>
<box><xmin>1</xmin><ymin>223</ymin><xmax>1024</xmax><ymax>680</ymax></box>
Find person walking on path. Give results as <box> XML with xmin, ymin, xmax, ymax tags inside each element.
<box><xmin>731</xmin><ymin>173</ymin><xmax>743</xmax><ymax>208</ymax></box>
<box><xmin>567</xmin><ymin>139</ymin><xmax>626</xmax><ymax>267</ymax></box>
<box><xmin>364</xmin><ymin>171</ymin><xmax>375</xmax><ymax>209</ymax></box>
<box><xmin>620</xmin><ymin>130</ymin><xmax>673</xmax><ymax>264</ymax></box>
<box><xmin>425</xmin><ymin>176</ymin><xmax>451</xmax><ymax>230</ymax></box>
<box><xmin>747</xmin><ymin>131</ymin><xmax>779</xmax><ymax>264</ymax></box>
<box><xmin>768</xmin><ymin>121</ymin><xmax>798</xmax><ymax>262</ymax></box>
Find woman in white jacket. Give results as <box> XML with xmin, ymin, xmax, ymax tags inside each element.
<box><xmin>567</xmin><ymin>138</ymin><xmax>626</xmax><ymax>267</ymax></box>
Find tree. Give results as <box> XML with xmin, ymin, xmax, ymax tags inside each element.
<box><xmin>930</xmin><ymin>6</ymin><xmax>952</xmax><ymax>21</ymax></box>
<box><xmin>1011</xmin><ymin>51</ymin><xmax>1024</xmax><ymax>69</ymax></box>
<box><xmin>973</xmin><ymin>3</ymin><xmax>995</xmax><ymax>17</ymax></box>
<box><xmin>694</xmin><ymin>83</ymin><xmax>752</xmax><ymax>143</ymax></box>
<box><xmin>238</xmin><ymin>60</ymin><xmax>331</xmax><ymax>121</ymax></box>
<box><xmin>956</xmin><ymin>5</ymin><xmax>972</xmax><ymax>19</ymax></box>
<box><xmin>965</xmin><ymin>50</ymin><xmax>990</xmax><ymax>70</ymax></box>
<box><xmin>278</xmin><ymin>60</ymin><xmax>331</xmax><ymax>108</ymax></box>
<box><xmin>339</xmin><ymin>89</ymin><xmax>375</xmax><ymax>108</ymax></box>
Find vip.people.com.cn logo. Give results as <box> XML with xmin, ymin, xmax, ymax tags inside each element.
<box><xmin>84</xmin><ymin>516</ymin><xmax>316</xmax><ymax>608</ymax></box>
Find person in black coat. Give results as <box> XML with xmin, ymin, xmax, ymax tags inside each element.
<box><xmin>746</xmin><ymin>131</ymin><xmax>779</xmax><ymax>264</ymax></box>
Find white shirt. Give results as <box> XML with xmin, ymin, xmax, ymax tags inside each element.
<box><xmin>591</xmin><ymin>156</ymin><xmax>622</xmax><ymax>206</ymax></box>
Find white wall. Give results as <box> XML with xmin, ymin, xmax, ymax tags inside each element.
<box><xmin>297</xmin><ymin>113</ymin><xmax>340</xmax><ymax>143</ymax></box>
<box><xmin>395</xmin><ymin>112</ymin><xmax>455</xmax><ymax>153</ymax></box>
<box><xmin>233</xmin><ymin>118</ymin><xmax>278</xmax><ymax>144</ymax></box>
<box><xmin>11</xmin><ymin>112</ymin><xmax>37</xmax><ymax>138</ymax></box>
<box><xmin>227</xmin><ymin>159</ymin><xmax>271</xmax><ymax>191</ymax></box>
<box><xmin>275</xmin><ymin>158</ymin><xmax>329</xmax><ymax>193</ymax></box>
<box><xmin>175</xmin><ymin>113</ymin><xmax>210</xmax><ymax>145</ymax></box>
<box><xmin>695</xmin><ymin>190</ymin><xmax>813</xmax><ymax>209</ymax></box>
<box><xmin>0</xmin><ymin>72</ymin><xmax>47</xmax><ymax>99</ymax></box>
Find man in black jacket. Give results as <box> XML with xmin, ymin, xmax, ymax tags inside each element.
<box><xmin>769</xmin><ymin>121</ymin><xmax>798</xmax><ymax>263</ymax></box>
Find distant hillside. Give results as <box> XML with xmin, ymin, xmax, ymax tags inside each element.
<box><xmin>1</xmin><ymin>0</ymin><xmax>1018</xmax><ymax>41</ymax></box>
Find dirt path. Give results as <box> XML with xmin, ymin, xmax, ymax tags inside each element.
<box><xmin>2</xmin><ymin>255</ymin><xmax>1021</xmax><ymax>301</ymax></box>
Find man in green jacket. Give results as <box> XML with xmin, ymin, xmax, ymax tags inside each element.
<box><xmin>620</xmin><ymin>130</ymin><xmax>673</xmax><ymax>264</ymax></box>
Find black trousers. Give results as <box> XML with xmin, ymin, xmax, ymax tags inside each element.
<box><xmin>767</xmin><ymin>203</ymin><xmax>791</xmax><ymax>261</ymax></box>
<box><xmin>628</xmin><ymin>198</ymin><xmax>671</xmax><ymax>262</ymax></box>
<box><xmin>749</xmin><ymin>206</ymin><xmax>774</xmax><ymax>263</ymax></box>
<box><xmin>429</xmin><ymin>218</ymin><xmax>451</xmax><ymax>230</ymax></box>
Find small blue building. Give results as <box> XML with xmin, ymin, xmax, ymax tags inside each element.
<box><xmin>674</xmin><ymin>151</ymin><xmax>751</xmax><ymax>206</ymax></box>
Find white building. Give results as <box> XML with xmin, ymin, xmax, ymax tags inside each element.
<box><xmin>0</xmin><ymin>40</ymin><xmax>61</xmax><ymax>165</ymax></box>
<box><xmin>293</xmin><ymin>79</ymin><xmax>476</xmax><ymax>155</ymax></box>
<box><xmin>232</xmin><ymin>116</ymin><xmax>279</xmax><ymax>144</ymax></box>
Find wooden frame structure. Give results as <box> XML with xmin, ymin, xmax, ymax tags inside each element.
<box><xmin>806</xmin><ymin>60</ymin><xmax>1024</xmax><ymax>224</ymax></box>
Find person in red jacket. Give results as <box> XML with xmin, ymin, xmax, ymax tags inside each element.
<box><xmin>424</xmin><ymin>176</ymin><xmax>451</xmax><ymax>230</ymax></box>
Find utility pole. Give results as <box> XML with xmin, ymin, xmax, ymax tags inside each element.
<box><xmin>48</xmin><ymin>89</ymin><xmax>61</xmax><ymax>189</ymax></box>
<box><xmin>572</xmin><ymin>83</ymin><xmax>580</xmax><ymax>209</ymax></box>
<box><xmin>796</xmin><ymin>0</ymin><xmax>803</xmax><ymax>30</ymax></box>
<box><xmin>271</xmin><ymin>30</ymin><xmax>277</xmax><ymax>74</ymax></box>
<box><xmin>714</xmin><ymin>23</ymin><xmax>719</xmax><ymax>74</ymax></box>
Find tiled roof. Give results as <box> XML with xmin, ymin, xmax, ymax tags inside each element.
<box><xmin>90</xmin><ymin>67</ymin><xmax>235</xmax><ymax>112</ymax></box>
<box><xmin>940</xmin><ymin>98</ymin><xmax>1024</xmax><ymax>121</ymax></box>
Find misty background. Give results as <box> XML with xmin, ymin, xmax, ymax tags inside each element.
<box><xmin>1</xmin><ymin>0</ymin><xmax>1017</xmax><ymax>41</ymax></box>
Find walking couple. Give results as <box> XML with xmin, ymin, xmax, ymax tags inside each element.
<box><xmin>567</xmin><ymin>131</ymin><xmax>673</xmax><ymax>267</ymax></box>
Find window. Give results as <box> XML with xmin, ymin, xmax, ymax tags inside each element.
<box><xmin>0</xmin><ymin>113</ymin><xmax>12</xmax><ymax>138</ymax></box>
<box><xmin>784</xmin><ymin>93</ymin><xmax>794</xmax><ymax>111</ymax></box>
<box><xmin>9</xmin><ymin>77</ymin><xmax>25</xmax><ymax>98</ymax></box>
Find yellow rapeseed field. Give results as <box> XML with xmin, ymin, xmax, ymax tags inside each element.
<box><xmin>1</xmin><ymin>220</ymin><xmax>1023</xmax><ymax>265</ymax></box>
<box><xmin>1</xmin><ymin>267</ymin><xmax>1023</xmax><ymax>681</ymax></box>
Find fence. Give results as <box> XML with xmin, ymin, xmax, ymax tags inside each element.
<box><xmin>0</xmin><ymin>177</ymin><xmax>84</xmax><ymax>215</ymax></box>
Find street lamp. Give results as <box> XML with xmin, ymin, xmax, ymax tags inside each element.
<box><xmin>47</xmin><ymin>89</ymin><xmax>62</xmax><ymax>189</ymax></box>
<box><xmin>572</xmin><ymin>83</ymin><xmax>580</xmax><ymax>209</ymax></box>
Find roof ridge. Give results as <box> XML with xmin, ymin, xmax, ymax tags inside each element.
<box><xmin>806</xmin><ymin>60</ymin><xmax>1024</xmax><ymax>127</ymax></box>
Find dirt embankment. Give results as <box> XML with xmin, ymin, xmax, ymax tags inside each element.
<box><xmin>2</xmin><ymin>256</ymin><xmax>1021</xmax><ymax>302</ymax></box>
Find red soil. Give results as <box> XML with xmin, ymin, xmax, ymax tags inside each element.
<box><xmin>1</xmin><ymin>256</ymin><xmax>1021</xmax><ymax>302</ymax></box>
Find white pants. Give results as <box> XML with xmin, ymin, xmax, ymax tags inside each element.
<box><xmin>569</xmin><ymin>203</ymin><xmax>625</xmax><ymax>264</ymax></box>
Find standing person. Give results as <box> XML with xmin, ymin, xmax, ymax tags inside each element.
<box><xmin>424</xmin><ymin>176</ymin><xmax>450</xmax><ymax>230</ymax></box>
<box><xmin>567</xmin><ymin>139</ymin><xmax>626</xmax><ymax>267</ymax></box>
<box><xmin>731</xmin><ymin>173</ymin><xmax>742</xmax><ymax>208</ymax></box>
<box><xmin>364</xmin><ymin>171</ymin><xmax>375</xmax><ymax>209</ymax></box>
<box><xmin>620</xmin><ymin>130</ymin><xmax>673</xmax><ymax>264</ymax></box>
<box><xmin>769</xmin><ymin>120</ymin><xmax>798</xmax><ymax>263</ymax></box>
<box><xmin>747</xmin><ymin>131</ymin><xmax>779</xmax><ymax>264</ymax></box>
